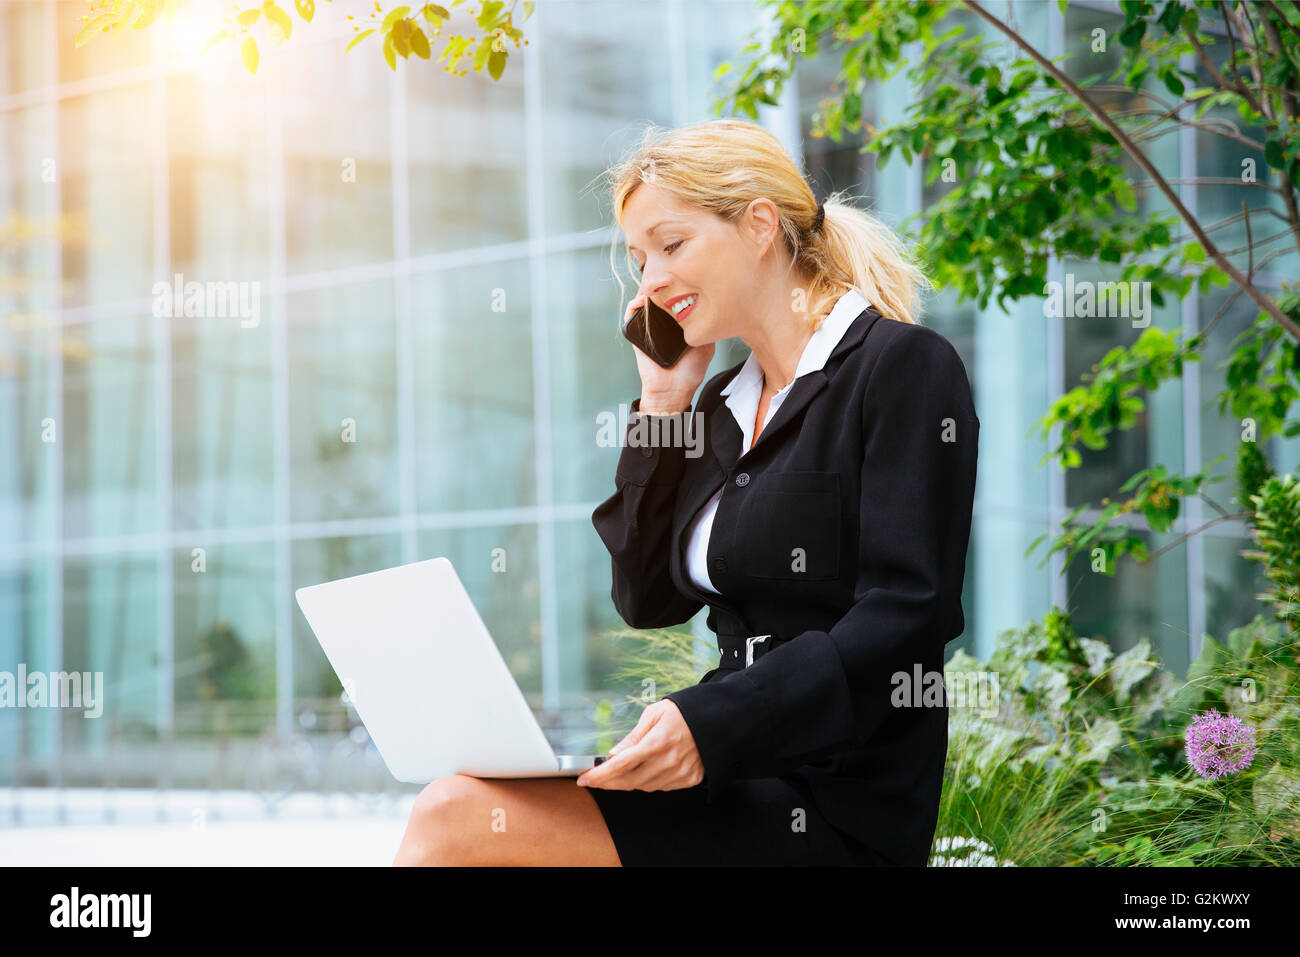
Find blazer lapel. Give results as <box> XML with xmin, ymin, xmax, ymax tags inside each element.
<box><xmin>669</xmin><ymin>304</ymin><xmax>885</xmax><ymax>615</ymax></box>
<box><xmin>734</xmin><ymin>304</ymin><xmax>882</xmax><ymax>461</ymax></box>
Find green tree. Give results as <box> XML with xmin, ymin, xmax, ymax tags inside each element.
<box><xmin>715</xmin><ymin>0</ymin><xmax>1300</xmax><ymax>583</ymax></box>
<box><xmin>74</xmin><ymin>0</ymin><xmax>532</xmax><ymax>76</ymax></box>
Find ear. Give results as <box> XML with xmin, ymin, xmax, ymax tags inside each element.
<box><xmin>741</xmin><ymin>197</ymin><xmax>782</xmax><ymax>257</ymax></box>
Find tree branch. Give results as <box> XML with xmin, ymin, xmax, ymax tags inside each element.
<box><xmin>1184</xmin><ymin>15</ymin><xmax>1266</xmax><ymax>118</ymax></box>
<box><xmin>1267</xmin><ymin>1</ymin><xmax>1300</xmax><ymax>44</ymax></box>
<box><xmin>1171</xmin><ymin>206</ymin><xmax>1293</xmax><ymax>246</ymax></box>
<box><xmin>1130</xmin><ymin>177</ymin><xmax>1282</xmax><ymax>193</ymax></box>
<box><xmin>1145</xmin><ymin>511</ymin><xmax>1254</xmax><ymax>561</ymax></box>
<box><xmin>961</xmin><ymin>0</ymin><xmax>1300</xmax><ymax>340</ymax></box>
<box><xmin>1228</xmin><ymin>1</ymin><xmax>1268</xmax><ymax>115</ymax></box>
<box><xmin>1112</xmin><ymin>106</ymin><xmax>1267</xmax><ymax>153</ymax></box>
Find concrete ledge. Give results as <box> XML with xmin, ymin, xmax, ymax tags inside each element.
<box><xmin>0</xmin><ymin>789</ymin><xmax>418</xmax><ymax>866</ymax></box>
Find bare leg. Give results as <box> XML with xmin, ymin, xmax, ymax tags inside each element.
<box><xmin>392</xmin><ymin>774</ymin><xmax>622</xmax><ymax>866</ymax></box>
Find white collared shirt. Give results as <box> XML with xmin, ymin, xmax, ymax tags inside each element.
<box><xmin>683</xmin><ymin>288</ymin><xmax>871</xmax><ymax>596</ymax></box>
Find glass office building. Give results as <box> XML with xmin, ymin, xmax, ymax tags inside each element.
<box><xmin>0</xmin><ymin>0</ymin><xmax>1293</xmax><ymax>801</ymax></box>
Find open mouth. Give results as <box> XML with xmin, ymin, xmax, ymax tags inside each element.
<box><xmin>670</xmin><ymin>294</ymin><xmax>698</xmax><ymax>322</ymax></box>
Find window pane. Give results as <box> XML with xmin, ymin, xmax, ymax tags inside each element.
<box><xmin>407</xmin><ymin>53</ymin><xmax>528</xmax><ymax>254</ymax></box>
<box><xmin>171</xmin><ymin>302</ymin><xmax>274</xmax><ymax>531</ymax></box>
<box><xmin>59</xmin><ymin>87</ymin><xmax>155</xmax><ymax>311</ymax></box>
<box><xmin>60</xmin><ymin>554</ymin><xmax>159</xmax><ymax>785</ymax></box>
<box><xmin>540</xmin><ymin>0</ymin><xmax>674</xmax><ymax>237</ymax></box>
<box><xmin>0</xmin><ymin>1</ymin><xmax>46</xmax><ymax>97</ymax></box>
<box><xmin>166</xmin><ymin>69</ymin><xmax>272</xmax><ymax>283</ymax></box>
<box><xmin>288</xmin><ymin>281</ymin><xmax>399</xmax><ymax>523</ymax></box>
<box><xmin>0</xmin><ymin>558</ymin><xmax>56</xmax><ymax>781</ymax></box>
<box><xmin>282</xmin><ymin>41</ymin><xmax>393</xmax><ymax>274</ymax></box>
<box><xmin>1203</xmin><ymin>533</ymin><xmax>1272</xmax><ymax>645</ymax></box>
<box><xmin>61</xmin><ymin>312</ymin><xmax>158</xmax><ymax>540</ymax></box>
<box><xmin>412</xmin><ymin>260</ymin><xmax>535</xmax><ymax>512</ymax></box>
<box><xmin>1062</xmin><ymin>262</ymin><xmax>1183</xmax><ymax>507</ymax></box>
<box><xmin>172</xmin><ymin>542</ymin><xmax>277</xmax><ymax>732</ymax></box>
<box><xmin>1067</xmin><ymin>530</ymin><xmax>1190</xmax><ymax>677</ymax></box>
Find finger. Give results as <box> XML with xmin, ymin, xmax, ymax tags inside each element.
<box><xmin>615</xmin><ymin>746</ymin><xmax>687</xmax><ymax>792</ymax></box>
<box><xmin>579</xmin><ymin>736</ymin><xmax>654</xmax><ymax>788</ymax></box>
<box><xmin>611</xmin><ymin>705</ymin><xmax>659</xmax><ymax>755</ymax></box>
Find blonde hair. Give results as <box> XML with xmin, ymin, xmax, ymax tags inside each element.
<box><xmin>603</xmin><ymin>118</ymin><xmax>932</xmax><ymax>351</ymax></box>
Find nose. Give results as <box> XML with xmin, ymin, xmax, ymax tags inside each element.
<box><xmin>641</xmin><ymin>279</ymin><xmax>673</xmax><ymax>309</ymax></box>
<box><xmin>640</xmin><ymin>262</ymin><xmax>672</xmax><ymax>298</ymax></box>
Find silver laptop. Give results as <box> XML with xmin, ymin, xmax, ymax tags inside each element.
<box><xmin>295</xmin><ymin>556</ymin><xmax>601</xmax><ymax>783</ymax></box>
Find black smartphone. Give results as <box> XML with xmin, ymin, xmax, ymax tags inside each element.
<box><xmin>621</xmin><ymin>296</ymin><xmax>689</xmax><ymax>368</ymax></box>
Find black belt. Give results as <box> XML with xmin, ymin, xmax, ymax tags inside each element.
<box><xmin>715</xmin><ymin>633</ymin><xmax>786</xmax><ymax>670</ymax></box>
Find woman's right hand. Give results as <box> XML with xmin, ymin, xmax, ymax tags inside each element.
<box><xmin>625</xmin><ymin>292</ymin><xmax>715</xmax><ymax>415</ymax></box>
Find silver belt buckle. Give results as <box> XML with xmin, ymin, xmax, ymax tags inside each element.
<box><xmin>745</xmin><ymin>634</ymin><xmax>771</xmax><ymax>667</ymax></box>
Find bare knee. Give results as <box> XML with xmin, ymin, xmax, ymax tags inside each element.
<box><xmin>394</xmin><ymin>774</ymin><xmax>489</xmax><ymax>866</ymax></box>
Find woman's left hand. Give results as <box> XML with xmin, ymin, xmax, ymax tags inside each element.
<box><xmin>576</xmin><ymin>699</ymin><xmax>704</xmax><ymax>791</ymax></box>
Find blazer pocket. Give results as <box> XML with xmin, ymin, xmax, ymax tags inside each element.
<box><xmin>738</xmin><ymin>470</ymin><xmax>841</xmax><ymax>581</ymax></box>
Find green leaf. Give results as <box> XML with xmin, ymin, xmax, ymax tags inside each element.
<box><xmin>294</xmin><ymin>0</ymin><xmax>314</xmax><ymax>21</ymax></box>
<box><xmin>240</xmin><ymin>34</ymin><xmax>259</xmax><ymax>73</ymax></box>
<box><xmin>488</xmin><ymin>48</ymin><xmax>506</xmax><ymax>80</ymax></box>
<box><xmin>236</xmin><ymin>8</ymin><xmax>261</xmax><ymax>27</ymax></box>
<box><xmin>1265</xmin><ymin>135</ymin><xmax>1285</xmax><ymax>170</ymax></box>
<box><xmin>345</xmin><ymin>28</ymin><xmax>375</xmax><ymax>52</ymax></box>
<box><xmin>1113</xmin><ymin>178</ymin><xmax>1136</xmax><ymax>211</ymax></box>
<box><xmin>1119</xmin><ymin>18</ymin><xmax>1146</xmax><ymax>47</ymax></box>
<box><xmin>523</xmin><ymin>0</ymin><xmax>534</xmax><ymax>20</ymax></box>
<box><xmin>1157</xmin><ymin>0</ymin><xmax>1184</xmax><ymax>33</ymax></box>
<box><xmin>844</xmin><ymin>92</ymin><xmax>861</xmax><ymax>125</ymax></box>
<box><xmin>424</xmin><ymin>3</ymin><xmax>451</xmax><ymax>25</ymax></box>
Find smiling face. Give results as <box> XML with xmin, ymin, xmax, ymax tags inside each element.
<box><xmin>621</xmin><ymin>181</ymin><xmax>760</xmax><ymax>345</ymax></box>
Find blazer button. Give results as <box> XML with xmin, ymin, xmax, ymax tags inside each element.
<box><xmin>713</xmin><ymin>557</ymin><xmax>727</xmax><ymax>573</ymax></box>
<box><xmin>735</xmin><ymin>472</ymin><xmax>750</xmax><ymax>487</ymax></box>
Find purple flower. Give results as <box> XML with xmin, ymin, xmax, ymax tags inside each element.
<box><xmin>1184</xmin><ymin>709</ymin><xmax>1258</xmax><ymax>780</ymax></box>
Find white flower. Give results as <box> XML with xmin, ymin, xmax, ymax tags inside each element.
<box><xmin>930</xmin><ymin>835</ymin><xmax>1019</xmax><ymax>866</ymax></box>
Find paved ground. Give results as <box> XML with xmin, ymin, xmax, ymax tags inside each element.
<box><xmin>0</xmin><ymin>789</ymin><xmax>418</xmax><ymax>866</ymax></box>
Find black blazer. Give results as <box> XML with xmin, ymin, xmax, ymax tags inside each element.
<box><xmin>591</xmin><ymin>302</ymin><xmax>980</xmax><ymax>866</ymax></box>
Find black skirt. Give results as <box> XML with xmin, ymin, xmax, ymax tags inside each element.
<box><xmin>586</xmin><ymin>771</ymin><xmax>881</xmax><ymax>866</ymax></box>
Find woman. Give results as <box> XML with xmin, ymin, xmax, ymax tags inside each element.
<box><xmin>393</xmin><ymin>118</ymin><xmax>979</xmax><ymax>867</ymax></box>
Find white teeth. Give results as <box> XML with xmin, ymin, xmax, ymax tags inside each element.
<box><xmin>671</xmin><ymin>294</ymin><xmax>697</xmax><ymax>316</ymax></box>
